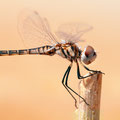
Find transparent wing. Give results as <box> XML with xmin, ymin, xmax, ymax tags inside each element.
<box><xmin>56</xmin><ymin>22</ymin><xmax>93</xmax><ymax>43</ymax></box>
<box><xmin>18</xmin><ymin>9</ymin><xmax>59</xmax><ymax>48</ymax></box>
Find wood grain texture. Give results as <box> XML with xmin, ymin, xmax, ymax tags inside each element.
<box><xmin>73</xmin><ymin>72</ymin><xmax>102</xmax><ymax>120</ymax></box>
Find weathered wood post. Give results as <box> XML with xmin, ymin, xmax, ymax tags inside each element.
<box><xmin>73</xmin><ymin>72</ymin><xmax>102</xmax><ymax>120</ymax></box>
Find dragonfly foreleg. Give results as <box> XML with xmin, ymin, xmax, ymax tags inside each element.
<box><xmin>79</xmin><ymin>62</ymin><xmax>105</xmax><ymax>78</ymax></box>
<box><xmin>82</xmin><ymin>63</ymin><xmax>104</xmax><ymax>75</ymax></box>
<box><xmin>76</xmin><ymin>60</ymin><xmax>92</xmax><ymax>79</ymax></box>
<box><xmin>76</xmin><ymin>61</ymin><xmax>93</xmax><ymax>79</ymax></box>
<box><xmin>76</xmin><ymin>60</ymin><xmax>104</xmax><ymax>80</ymax></box>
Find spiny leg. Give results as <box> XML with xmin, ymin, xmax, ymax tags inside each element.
<box><xmin>77</xmin><ymin>61</ymin><xmax>105</xmax><ymax>79</ymax></box>
<box><xmin>76</xmin><ymin>60</ymin><xmax>101</xmax><ymax>79</ymax></box>
<box><xmin>62</xmin><ymin>62</ymin><xmax>78</xmax><ymax>108</ymax></box>
<box><xmin>64</xmin><ymin>62</ymin><xmax>89</xmax><ymax>106</ymax></box>
<box><xmin>81</xmin><ymin>61</ymin><xmax>105</xmax><ymax>74</ymax></box>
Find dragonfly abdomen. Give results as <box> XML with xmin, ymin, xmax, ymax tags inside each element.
<box><xmin>0</xmin><ymin>45</ymin><xmax>53</xmax><ymax>56</ymax></box>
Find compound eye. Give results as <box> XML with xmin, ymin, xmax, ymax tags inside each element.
<box><xmin>85</xmin><ymin>46</ymin><xmax>94</xmax><ymax>58</ymax></box>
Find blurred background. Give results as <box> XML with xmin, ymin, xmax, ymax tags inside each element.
<box><xmin>0</xmin><ymin>0</ymin><xmax>120</xmax><ymax>120</ymax></box>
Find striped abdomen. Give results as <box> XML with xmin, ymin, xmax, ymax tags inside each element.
<box><xmin>0</xmin><ymin>45</ymin><xmax>55</xmax><ymax>56</ymax></box>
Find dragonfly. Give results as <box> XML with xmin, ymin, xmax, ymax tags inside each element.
<box><xmin>0</xmin><ymin>10</ymin><xmax>103</xmax><ymax>108</ymax></box>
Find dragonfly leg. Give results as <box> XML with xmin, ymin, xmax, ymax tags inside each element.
<box><xmin>76</xmin><ymin>60</ymin><xmax>84</xmax><ymax>79</ymax></box>
<box><xmin>83</xmin><ymin>65</ymin><xmax>105</xmax><ymax>75</ymax></box>
<box><xmin>76</xmin><ymin>60</ymin><xmax>98</xmax><ymax>79</ymax></box>
<box><xmin>64</xmin><ymin>62</ymin><xmax>89</xmax><ymax>106</ymax></box>
<box><xmin>62</xmin><ymin>62</ymin><xmax>78</xmax><ymax>108</ymax></box>
<box><xmin>79</xmin><ymin>61</ymin><xmax>105</xmax><ymax>78</ymax></box>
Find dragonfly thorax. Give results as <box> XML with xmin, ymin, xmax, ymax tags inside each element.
<box><xmin>55</xmin><ymin>43</ymin><xmax>82</xmax><ymax>61</ymax></box>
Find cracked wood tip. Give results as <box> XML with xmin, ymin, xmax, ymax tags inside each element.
<box><xmin>73</xmin><ymin>72</ymin><xmax>102</xmax><ymax>120</ymax></box>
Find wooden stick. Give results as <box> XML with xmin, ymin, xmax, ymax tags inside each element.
<box><xmin>73</xmin><ymin>72</ymin><xmax>102</xmax><ymax>120</ymax></box>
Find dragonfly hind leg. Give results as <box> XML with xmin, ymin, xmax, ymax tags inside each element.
<box><xmin>62</xmin><ymin>62</ymin><xmax>89</xmax><ymax>107</ymax></box>
<box><xmin>62</xmin><ymin>62</ymin><xmax>78</xmax><ymax>108</ymax></box>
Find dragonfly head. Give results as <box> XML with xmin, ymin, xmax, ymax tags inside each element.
<box><xmin>81</xmin><ymin>45</ymin><xmax>97</xmax><ymax>65</ymax></box>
